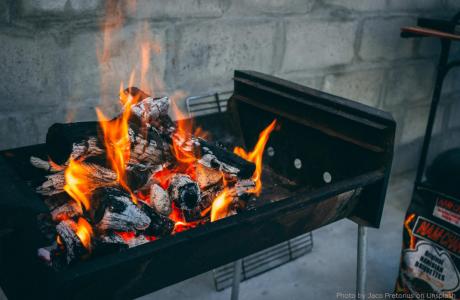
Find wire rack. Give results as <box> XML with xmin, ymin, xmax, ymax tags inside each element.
<box><xmin>185</xmin><ymin>91</ymin><xmax>315</xmax><ymax>292</ymax></box>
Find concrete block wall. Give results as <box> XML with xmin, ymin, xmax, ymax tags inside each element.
<box><xmin>0</xmin><ymin>0</ymin><xmax>459</xmax><ymax>174</ymax></box>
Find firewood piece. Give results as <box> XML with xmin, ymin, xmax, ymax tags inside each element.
<box><xmin>168</xmin><ymin>174</ymin><xmax>203</xmax><ymax>222</ymax></box>
<box><xmin>36</xmin><ymin>172</ymin><xmax>65</xmax><ymax>196</ymax></box>
<box><xmin>233</xmin><ymin>179</ymin><xmax>256</xmax><ymax>196</ymax></box>
<box><xmin>91</xmin><ymin>187</ymin><xmax>151</xmax><ymax>232</ymax></box>
<box><xmin>70</xmin><ymin>136</ymin><xmax>105</xmax><ymax>161</ymax></box>
<box><xmin>139</xmin><ymin>202</ymin><xmax>174</xmax><ymax>237</ymax></box>
<box><xmin>94</xmin><ymin>232</ymin><xmax>129</xmax><ymax>254</ymax></box>
<box><xmin>130</xmin><ymin>96</ymin><xmax>170</xmax><ymax>125</ymax></box>
<box><xmin>50</xmin><ymin>201</ymin><xmax>83</xmax><ymax>222</ymax></box>
<box><xmin>198</xmin><ymin>139</ymin><xmax>255</xmax><ymax>179</ymax></box>
<box><xmin>126</xmin><ymin>235</ymin><xmax>150</xmax><ymax>248</ymax></box>
<box><xmin>36</xmin><ymin>163</ymin><xmax>117</xmax><ymax>196</ymax></box>
<box><xmin>126</xmin><ymin>164</ymin><xmax>151</xmax><ymax>191</ymax></box>
<box><xmin>149</xmin><ymin>184</ymin><xmax>171</xmax><ymax>216</ymax></box>
<box><xmin>168</xmin><ymin>174</ymin><xmax>201</xmax><ymax>210</ymax></box>
<box><xmin>195</xmin><ymin>164</ymin><xmax>223</xmax><ymax>190</ymax></box>
<box><xmin>129</xmin><ymin>127</ymin><xmax>168</xmax><ymax>166</ymax></box>
<box><xmin>46</xmin><ymin>122</ymin><xmax>101</xmax><ymax>164</ymax></box>
<box><xmin>30</xmin><ymin>156</ymin><xmax>62</xmax><ymax>172</ymax></box>
<box><xmin>37</xmin><ymin>242</ymin><xmax>66</xmax><ymax>268</ymax></box>
<box><xmin>56</xmin><ymin>219</ymin><xmax>86</xmax><ymax>264</ymax></box>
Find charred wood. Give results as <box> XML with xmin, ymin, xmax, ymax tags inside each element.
<box><xmin>56</xmin><ymin>219</ymin><xmax>87</xmax><ymax>264</ymax></box>
<box><xmin>149</xmin><ymin>183</ymin><xmax>171</xmax><ymax>216</ymax></box>
<box><xmin>197</xmin><ymin>139</ymin><xmax>255</xmax><ymax>179</ymax></box>
<box><xmin>139</xmin><ymin>202</ymin><xmax>174</xmax><ymax>237</ymax></box>
<box><xmin>91</xmin><ymin>187</ymin><xmax>151</xmax><ymax>232</ymax></box>
<box><xmin>46</xmin><ymin>122</ymin><xmax>101</xmax><ymax>164</ymax></box>
<box><xmin>50</xmin><ymin>200</ymin><xmax>83</xmax><ymax>222</ymax></box>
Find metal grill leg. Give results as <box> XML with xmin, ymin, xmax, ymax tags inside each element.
<box><xmin>231</xmin><ymin>259</ymin><xmax>242</xmax><ymax>300</ymax></box>
<box><xmin>356</xmin><ymin>225</ymin><xmax>368</xmax><ymax>300</ymax></box>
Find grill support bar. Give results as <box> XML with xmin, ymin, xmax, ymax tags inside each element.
<box><xmin>231</xmin><ymin>259</ymin><xmax>242</xmax><ymax>300</ymax></box>
<box><xmin>356</xmin><ymin>224</ymin><xmax>368</xmax><ymax>300</ymax></box>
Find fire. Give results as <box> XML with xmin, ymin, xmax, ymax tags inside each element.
<box><xmin>64</xmin><ymin>159</ymin><xmax>93</xmax><ymax>210</ymax></box>
<box><xmin>76</xmin><ymin>218</ymin><xmax>94</xmax><ymax>251</ymax></box>
<box><xmin>210</xmin><ymin>189</ymin><xmax>233</xmax><ymax>222</ymax></box>
<box><xmin>234</xmin><ymin>120</ymin><xmax>277</xmax><ymax>196</ymax></box>
<box><xmin>96</xmin><ymin>99</ymin><xmax>133</xmax><ymax>198</ymax></box>
<box><xmin>404</xmin><ymin>213</ymin><xmax>416</xmax><ymax>249</ymax></box>
<box><xmin>170</xmin><ymin>95</ymin><xmax>207</xmax><ymax>164</ymax></box>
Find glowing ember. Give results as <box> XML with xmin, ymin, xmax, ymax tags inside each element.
<box><xmin>76</xmin><ymin>218</ymin><xmax>94</xmax><ymax>251</ymax></box>
<box><xmin>234</xmin><ymin>120</ymin><xmax>277</xmax><ymax>196</ymax></box>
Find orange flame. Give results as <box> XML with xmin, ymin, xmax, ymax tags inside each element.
<box><xmin>96</xmin><ymin>99</ymin><xmax>133</xmax><ymax>198</ymax></box>
<box><xmin>404</xmin><ymin>213</ymin><xmax>416</xmax><ymax>249</ymax></box>
<box><xmin>170</xmin><ymin>93</ymin><xmax>208</xmax><ymax>164</ymax></box>
<box><xmin>64</xmin><ymin>159</ymin><xmax>93</xmax><ymax>210</ymax></box>
<box><xmin>210</xmin><ymin>189</ymin><xmax>233</xmax><ymax>222</ymax></box>
<box><xmin>234</xmin><ymin>120</ymin><xmax>277</xmax><ymax>196</ymax></box>
<box><xmin>76</xmin><ymin>218</ymin><xmax>94</xmax><ymax>251</ymax></box>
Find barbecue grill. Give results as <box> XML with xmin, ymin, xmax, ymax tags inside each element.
<box><xmin>0</xmin><ymin>70</ymin><xmax>395</xmax><ymax>299</ymax></box>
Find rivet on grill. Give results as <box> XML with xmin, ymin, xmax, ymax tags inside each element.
<box><xmin>323</xmin><ymin>171</ymin><xmax>332</xmax><ymax>183</ymax></box>
<box><xmin>294</xmin><ymin>158</ymin><xmax>302</xmax><ymax>169</ymax></box>
<box><xmin>267</xmin><ymin>146</ymin><xmax>275</xmax><ymax>157</ymax></box>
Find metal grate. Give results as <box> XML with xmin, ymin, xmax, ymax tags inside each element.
<box><xmin>185</xmin><ymin>91</ymin><xmax>314</xmax><ymax>292</ymax></box>
<box><xmin>213</xmin><ymin>232</ymin><xmax>314</xmax><ymax>291</ymax></box>
<box><xmin>186</xmin><ymin>91</ymin><xmax>232</xmax><ymax>117</ymax></box>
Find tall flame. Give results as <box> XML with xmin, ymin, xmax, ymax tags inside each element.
<box><xmin>76</xmin><ymin>217</ymin><xmax>94</xmax><ymax>251</ymax></box>
<box><xmin>96</xmin><ymin>99</ymin><xmax>133</xmax><ymax>197</ymax></box>
<box><xmin>64</xmin><ymin>159</ymin><xmax>93</xmax><ymax>210</ymax></box>
<box><xmin>234</xmin><ymin>120</ymin><xmax>277</xmax><ymax>196</ymax></box>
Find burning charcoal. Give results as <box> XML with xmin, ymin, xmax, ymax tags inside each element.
<box><xmin>50</xmin><ymin>201</ymin><xmax>83</xmax><ymax>222</ymax></box>
<box><xmin>56</xmin><ymin>219</ymin><xmax>87</xmax><ymax>264</ymax></box>
<box><xmin>37</xmin><ymin>242</ymin><xmax>66</xmax><ymax>268</ymax></box>
<box><xmin>70</xmin><ymin>137</ymin><xmax>105</xmax><ymax>161</ymax></box>
<box><xmin>36</xmin><ymin>172</ymin><xmax>65</xmax><ymax>196</ymax></box>
<box><xmin>233</xmin><ymin>179</ymin><xmax>256</xmax><ymax>196</ymax></box>
<box><xmin>195</xmin><ymin>164</ymin><xmax>223</xmax><ymax>190</ymax></box>
<box><xmin>36</xmin><ymin>163</ymin><xmax>117</xmax><ymax>196</ymax></box>
<box><xmin>198</xmin><ymin>139</ymin><xmax>255</xmax><ymax>179</ymax></box>
<box><xmin>30</xmin><ymin>156</ymin><xmax>62</xmax><ymax>172</ymax></box>
<box><xmin>94</xmin><ymin>232</ymin><xmax>129</xmax><ymax>255</ymax></box>
<box><xmin>168</xmin><ymin>174</ymin><xmax>202</xmax><ymax>221</ymax></box>
<box><xmin>126</xmin><ymin>235</ymin><xmax>150</xmax><ymax>248</ymax></box>
<box><xmin>91</xmin><ymin>187</ymin><xmax>151</xmax><ymax>232</ymax></box>
<box><xmin>149</xmin><ymin>183</ymin><xmax>171</xmax><ymax>216</ymax></box>
<box><xmin>126</xmin><ymin>164</ymin><xmax>151</xmax><ymax>190</ymax></box>
<box><xmin>139</xmin><ymin>202</ymin><xmax>174</xmax><ymax>237</ymax></box>
<box><xmin>129</xmin><ymin>127</ymin><xmax>167</xmax><ymax>166</ymax></box>
<box><xmin>130</xmin><ymin>96</ymin><xmax>170</xmax><ymax>125</ymax></box>
<box><xmin>121</xmin><ymin>86</ymin><xmax>150</xmax><ymax>102</ymax></box>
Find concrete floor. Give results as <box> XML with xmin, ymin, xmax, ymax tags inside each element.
<box><xmin>0</xmin><ymin>172</ymin><xmax>414</xmax><ymax>300</ymax></box>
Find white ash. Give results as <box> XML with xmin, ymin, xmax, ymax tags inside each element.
<box><xmin>131</xmin><ymin>96</ymin><xmax>170</xmax><ymax>124</ymax></box>
<box><xmin>198</xmin><ymin>154</ymin><xmax>239</xmax><ymax>177</ymax></box>
<box><xmin>37</xmin><ymin>172</ymin><xmax>66</xmax><ymax>196</ymax></box>
<box><xmin>96</xmin><ymin>194</ymin><xmax>151</xmax><ymax>232</ymax></box>
<box><xmin>149</xmin><ymin>184</ymin><xmax>171</xmax><ymax>216</ymax></box>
